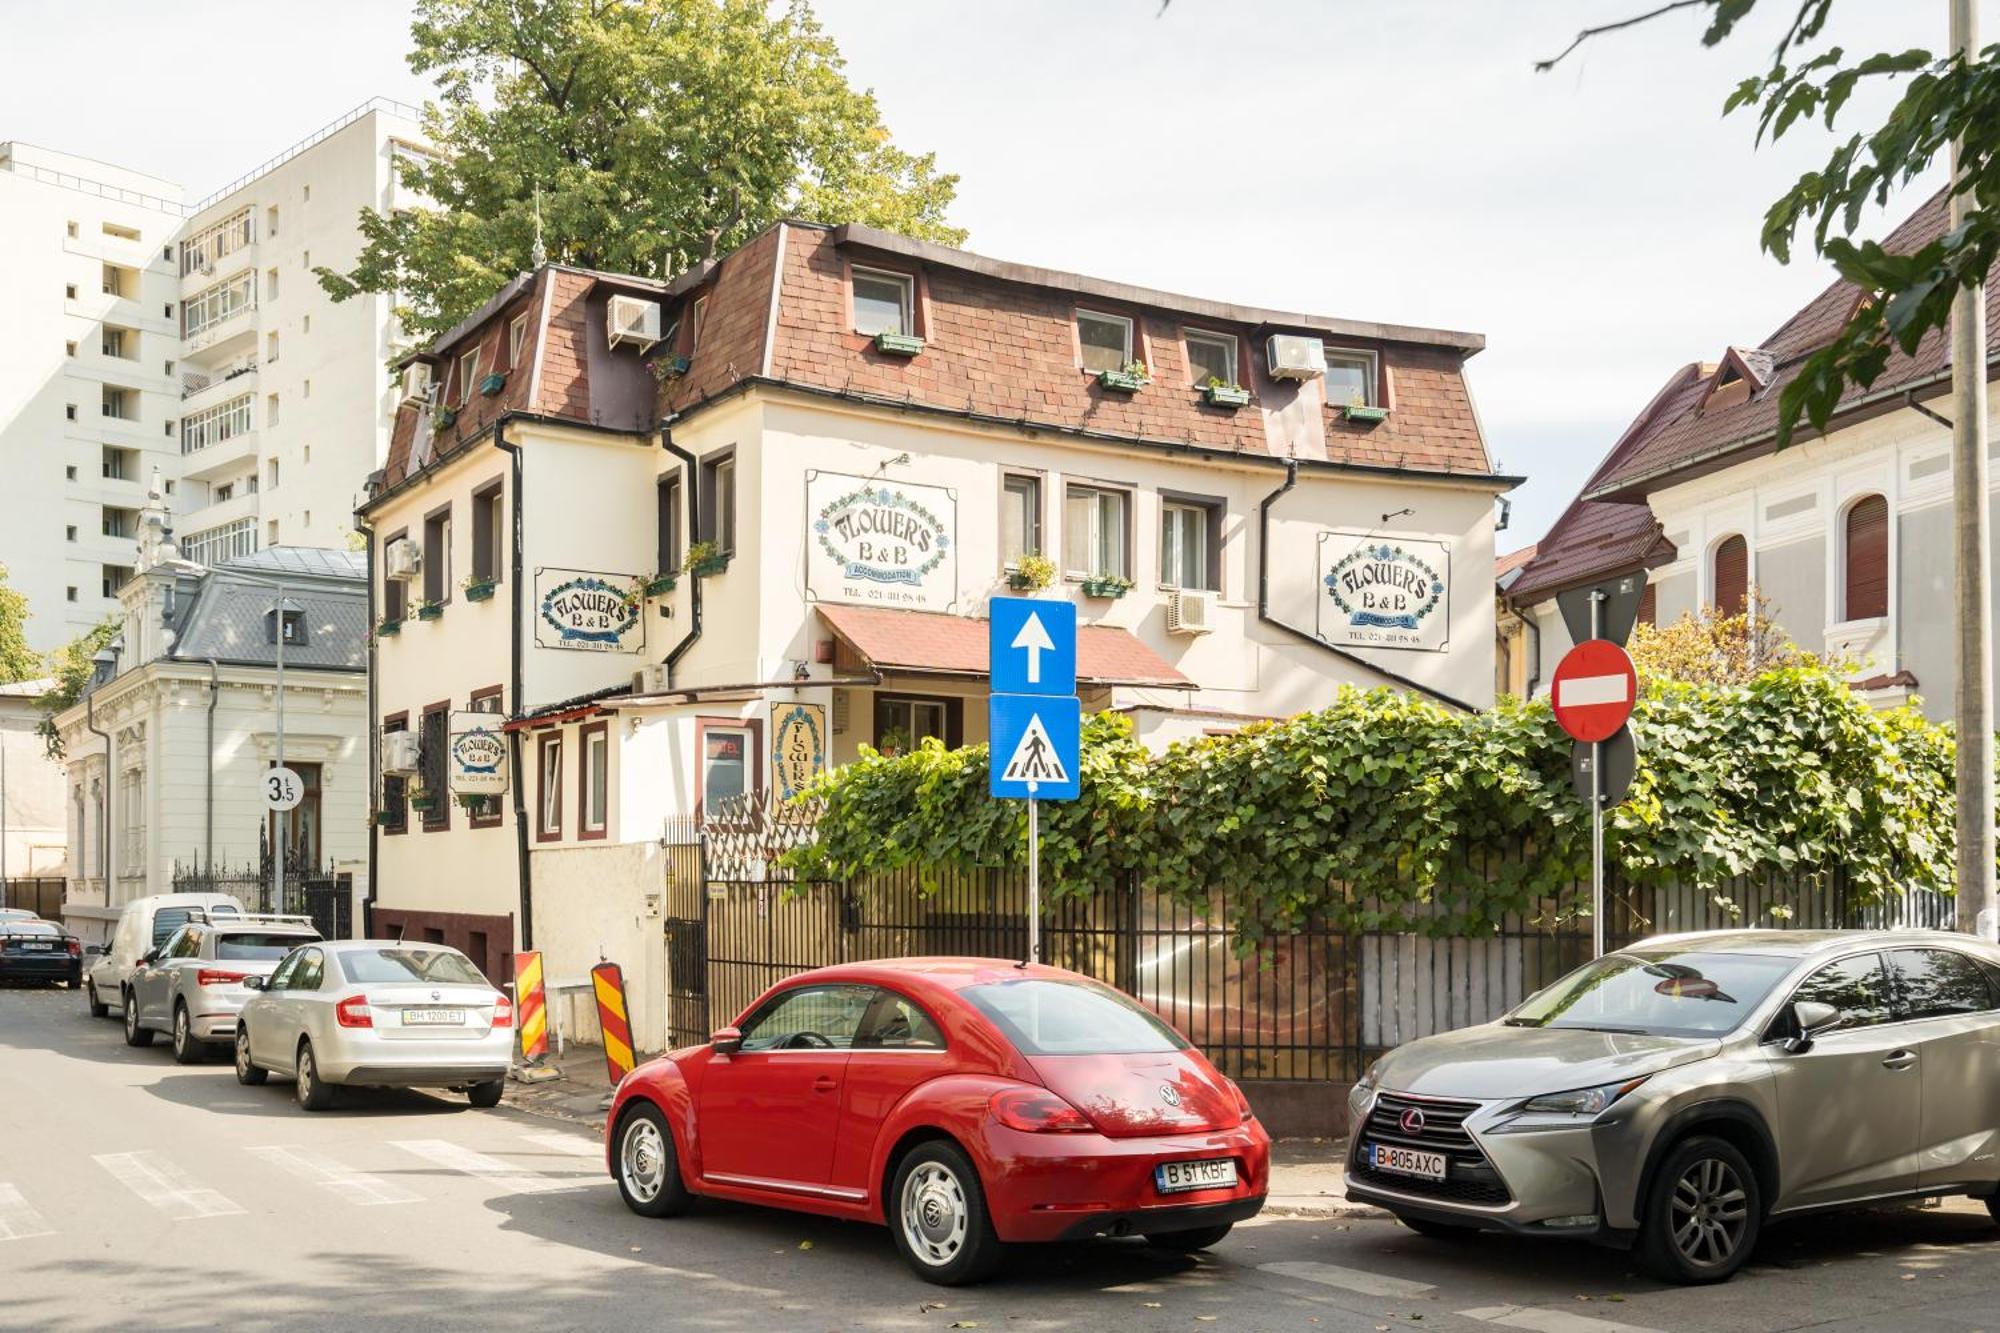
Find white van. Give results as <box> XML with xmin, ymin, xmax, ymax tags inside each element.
<box><xmin>84</xmin><ymin>893</ymin><xmax>245</xmax><ymax>1019</ymax></box>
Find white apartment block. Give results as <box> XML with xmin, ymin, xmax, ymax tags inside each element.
<box><xmin>0</xmin><ymin>99</ymin><xmax>424</xmax><ymax>654</ymax></box>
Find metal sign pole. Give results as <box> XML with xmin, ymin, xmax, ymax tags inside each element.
<box><xmin>272</xmin><ymin>580</ymin><xmax>285</xmax><ymax>916</ymax></box>
<box><xmin>1026</xmin><ymin>786</ymin><xmax>1040</xmax><ymax>965</ymax></box>
<box><xmin>1590</xmin><ymin>591</ymin><xmax>1605</xmax><ymax>959</ymax></box>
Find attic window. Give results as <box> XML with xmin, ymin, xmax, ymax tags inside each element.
<box><xmin>266</xmin><ymin>599</ymin><xmax>308</xmax><ymax>647</ymax></box>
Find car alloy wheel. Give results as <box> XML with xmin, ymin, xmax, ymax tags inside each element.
<box><xmin>172</xmin><ymin>1006</ymin><xmax>195</xmax><ymax>1063</ymax></box>
<box><xmin>122</xmin><ymin>992</ymin><xmax>153</xmax><ymax>1047</ymax></box>
<box><xmin>900</xmin><ymin>1161</ymin><xmax>970</xmax><ymax>1269</ymax></box>
<box><xmin>235</xmin><ymin>1027</ymin><xmax>267</xmax><ymax>1085</ymax></box>
<box><xmin>620</xmin><ymin>1116</ymin><xmax>667</xmax><ymax>1205</ymax></box>
<box><xmin>1670</xmin><ymin>1156</ymin><xmax>1750</xmax><ymax>1269</ymax></box>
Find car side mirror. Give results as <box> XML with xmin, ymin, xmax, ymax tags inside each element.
<box><xmin>710</xmin><ymin>1026</ymin><xmax>743</xmax><ymax>1056</ymax></box>
<box><xmin>241</xmin><ymin>976</ymin><xmax>267</xmax><ymax>992</ymax></box>
<box><xmin>84</xmin><ymin>944</ymin><xmax>107</xmax><ymax>957</ymax></box>
<box><xmin>140</xmin><ymin>949</ymin><xmax>160</xmax><ymax>965</ymax></box>
<box><xmin>1785</xmin><ymin>1000</ymin><xmax>1843</xmax><ymax>1053</ymax></box>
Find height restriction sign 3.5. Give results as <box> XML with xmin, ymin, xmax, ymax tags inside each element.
<box><xmin>1551</xmin><ymin>639</ymin><xmax>1637</xmax><ymax>743</ymax></box>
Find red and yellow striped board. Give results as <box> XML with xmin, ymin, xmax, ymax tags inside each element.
<box><xmin>513</xmin><ymin>951</ymin><xmax>548</xmax><ymax>1061</ymax></box>
<box><xmin>591</xmin><ymin>961</ymin><xmax>636</xmax><ymax>1085</ymax></box>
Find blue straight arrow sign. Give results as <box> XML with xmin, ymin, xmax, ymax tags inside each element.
<box><xmin>989</xmin><ymin>596</ymin><xmax>1076</xmax><ymax>697</ymax></box>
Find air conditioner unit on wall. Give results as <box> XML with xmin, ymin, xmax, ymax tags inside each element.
<box><xmin>381</xmin><ymin>730</ymin><xmax>421</xmax><ymax>775</ymax></box>
<box><xmin>400</xmin><ymin>362</ymin><xmax>433</xmax><ymax>405</ymax></box>
<box><xmin>606</xmin><ymin>295</ymin><xmax>662</xmax><ymax>353</ymax></box>
<box><xmin>1166</xmin><ymin>589</ymin><xmax>1217</xmax><ymax>636</ymax></box>
<box><xmin>632</xmin><ymin>663</ymin><xmax>669</xmax><ymax>695</ymax></box>
<box><xmin>384</xmin><ymin>537</ymin><xmax>422</xmax><ymax>581</ymax></box>
<box><xmin>1266</xmin><ymin>335</ymin><xmax>1327</xmax><ymax>381</ymax></box>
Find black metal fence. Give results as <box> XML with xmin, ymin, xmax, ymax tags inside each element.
<box><xmin>169</xmin><ymin>862</ymin><xmax>355</xmax><ymax>940</ymax></box>
<box><xmin>662</xmin><ymin>798</ymin><xmax>1954</xmax><ymax>1082</ymax></box>
<box><xmin>1</xmin><ymin>877</ymin><xmax>63</xmax><ymax>920</ymax></box>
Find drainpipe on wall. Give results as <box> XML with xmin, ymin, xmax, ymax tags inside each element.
<box><xmin>205</xmin><ymin>658</ymin><xmax>219</xmax><ymax>879</ymax></box>
<box><xmin>84</xmin><ymin>690</ymin><xmax>112</xmax><ymax>899</ymax></box>
<box><xmin>1523</xmin><ymin>616</ymin><xmax>1543</xmax><ymax>699</ymax></box>
<box><xmin>358</xmin><ymin>508</ymin><xmax>379</xmax><ymax>937</ymax></box>
<box><xmin>658</xmin><ymin>424</ymin><xmax>703</xmax><ymax>680</ymax></box>
<box><xmin>1255</xmin><ymin>459</ymin><xmax>1478</xmax><ymax>713</ymax></box>
<box><xmin>493</xmin><ymin>418</ymin><xmax>535</xmax><ymax>951</ymax></box>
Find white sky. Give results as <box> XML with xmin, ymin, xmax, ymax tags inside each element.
<box><xmin>5</xmin><ymin>0</ymin><xmax>1971</xmax><ymax>549</ymax></box>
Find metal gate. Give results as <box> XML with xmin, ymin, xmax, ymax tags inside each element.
<box><xmin>1</xmin><ymin>878</ymin><xmax>63</xmax><ymax>920</ymax></box>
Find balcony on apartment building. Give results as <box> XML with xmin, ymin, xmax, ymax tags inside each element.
<box><xmin>179</xmin><ymin>267</ymin><xmax>259</xmax><ymax>364</ymax></box>
<box><xmin>178</xmin><ymin>396</ymin><xmax>259</xmax><ymax>484</ymax></box>
<box><xmin>175</xmin><ymin>484</ymin><xmax>261</xmax><ymax>544</ymax></box>
<box><xmin>178</xmin><ymin>207</ymin><xmax>257</xmax><ymax>295</ymax></box>
<box><xmin>63</xmin><ymin>218</ymin><xmax>171</xmax><ymax>275</ymax></box>
<box><xmin>63</xmin><ymin>260</ymin><xmax>173</xmax><ymax>337</ymax></box>
<box><xmin>180</xmin><ymin>355</ymin><xmax>259</xmax><ymax>411</ymax></box>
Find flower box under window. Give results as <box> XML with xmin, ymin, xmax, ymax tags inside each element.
<box><xmin>415</xmin><ymin>601</ymin><xmax>444</xmax><ymax>622</ymax></box>
<box><xmin>477</xmin><ymin>371</ymin><xmax>506</xmax><ymax>397</ymax></box>
<box><xmin>1081</xmin><ymin>573</ymin><xmax>1134</xmax><ymax>599</ymax></box>
<box><xmin>407</xmin><ymin>791</ymin><xmax>438</xmax><ymax>812</ymax></box>
<box><xmin>377</xmin><ymin>618</ymin><xmax>402</xmax><ymax>637</ymax></box>
<box><xmin>641</xmin><ymin>573</ymin><xmax>678</xmax><ymax>597</ymax></box>
<box><xmin>1202</xmin><ymin>383</ymin><xmax>1251</xmax><ymax>409</ymax></box>
<box><xmin>373</xmin><ymin>810</ymin><xmax>398</xmax><ymax>827</ymax></box>
<box><xmin>1097</xmin><ymin>368</ymin><xmax>1147</xmax><ymax>394</ymax></box>
<box><xmin>434</xmin><ymin>405</ymin><xmax>457</xmax><ymax>431</ymax></box>
<box><xmin>873</xmin><ymin>331</ymin><xmax>925</xmax><ymax>357</ymax></box>
<box><xmin>462</xmin><ymin>578</ymin><xmax>496</xmax><ymax>603</ymax></box>
<box><xmin>652</xmin><ymin>354</ymin><xmax>691</xmax><ymax>381</ymax></box>
<box><xmin>1343</xmin><ymin>404</ymin><xmax>1389</xmax><ymax>424</ymax></box>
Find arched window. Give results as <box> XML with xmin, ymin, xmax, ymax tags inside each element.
<box><xmin>1711</xmin><ymin>535</ymin><xmax>1748</xmax><ymax>615</ymax></box>
<box><xmin>1843</xmin><ymin>494</ymin><xmax>1889</xmax><ymax>620</ymax></box>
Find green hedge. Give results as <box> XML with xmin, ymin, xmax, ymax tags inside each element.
<box><xmin>782</xmin><ymin>669</ymin><xmax>1960</xmax><ymax>942</ymax></box>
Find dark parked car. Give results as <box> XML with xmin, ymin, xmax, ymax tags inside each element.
<box><xmin>0</xmin><ymin>919</ymin><xmax>82</xmax><ymax>987</ymax></box>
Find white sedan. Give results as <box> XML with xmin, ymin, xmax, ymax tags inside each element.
<box><xmin>234</xmin><ymin>939</ymin><xmax>514</xmax><ymax>1110</ymax></box>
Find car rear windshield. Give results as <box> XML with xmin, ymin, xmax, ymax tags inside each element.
<box><xmin>962</xmin><ymin>979</ymin><xmax>1186</xmax><ymax>1056</ymax></box>
<box><xmin>4</xmin><ymin>921</ymin><xmax>59</xmax><ymax>936</ymax></box>
<box><xmin>337</xmin><ymin>947</ymin><xmax>487</xmax><ymax>987</ymax></box>
<box><xmin>216</xmin><ymin>932</ymin><xmax>319</xmax><ymax>960</ymax></box>
<box><xmin>1506</xmin><ymin>950</ymin><xmax>1796</xmax><ymax>1037</ymax></box>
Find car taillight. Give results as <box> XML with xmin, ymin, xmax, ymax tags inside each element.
<box><xmin>989</xmin><ymin>1087</ymin><xmax>1094</xmax><ymax>1133</ymax></box>
<box><xmin>1226</xmin><ymin>1077</ymin><xmax>1255</xmax><ymax>1124</ymax></box>
<box><xmin>196</xmin><ymin>969</ymin><xmax>248</xmax><ymax>986</ymax></box>
<box><xmin>66</xmin><ymin>939</ymin><xmax>82</xmax><ymax>957</ymax></box>
<box><xmin>491</xmin><ymin>995</ymin><xmax>513</xmax><ymax>1029</ymax></box>
<box><xmin>335</xmin><ymin>995</ymin><xmax>373</xmax><ymax>1028</ymax></box>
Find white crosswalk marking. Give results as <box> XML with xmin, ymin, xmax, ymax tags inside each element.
<box><xmin>94</xmin><ymin>1151</ymin><xmax>244</xmax><ymax>1220</ymax></box>
<box><xmin>1458</xmin><ymin>1306</ymin><xmax>1666</xmax><ymax>1333</ymax></box>
<box><xmin>0</xmin><ymin>1184</ymin><xmax>54</xmax><ymax>1240</ymax></box>
<box><xmin>247</xmin><ymin>1145</ymin><xmax>422</xmax><ymax>1206</ymax></box>
<box><xmin>518</xmin><ymin>1131</ymin><xmax>602</xmax><ymax>1160</ymax></box>
<box><xmin>392</xmin><ymin>1138</ymin><xmax>578</xmax><ymax>1195</ymax></box>
<box><xmin>1257</xmin><ymin>1260</ymin><xmax>1436</xmax><ymax>1297</ymax></box>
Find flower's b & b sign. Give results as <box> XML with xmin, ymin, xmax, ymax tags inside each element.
<box><xmin>770</xmin><ymin>702</ymin><xmax>826</xmax><ymax>801</ymax></box>
<box><xmin>449</xmin><ymin>713</ymin><xmax>510</xmax><ymax>795</ymax></box>
<box><xmin>534</xmin><ymin>567</ymin><xmax>645</xmax><ymax>654</ymax></box>
<box><xmin>1316</xmin><ymin>532</ymin><xmax>1451</xmax><ymax>652</ymax></box>
<box><xmin>805</xmin><ymin>470</ymin><xmax>957</xmax><ymax>612</ymax></box>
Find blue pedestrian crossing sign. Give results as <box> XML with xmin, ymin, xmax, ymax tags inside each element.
<box><xmin>988</xmin><ymin>694</ymin><xmax>1081</xmax><ymax>801</ymax></box>
<box><xmin>989</xmin><ymin>596</ymin><xmax>1076</xmax><ymax>697</ymax></box>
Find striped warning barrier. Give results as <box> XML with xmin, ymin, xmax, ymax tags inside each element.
<box><xmin>591</xmin><ymin>961</ymin><xmax>636</xmax><ymax>1085</ymax></box>
<box><xmin>513</xmin><ymin>951</ymin><xmax>549</xmax><ymax>1062</ymax></box>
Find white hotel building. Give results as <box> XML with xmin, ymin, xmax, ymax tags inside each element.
<box><xmin>0</xmin><ymin>99</ymin><xmax>424</xmax><ymax>654</ymax></box>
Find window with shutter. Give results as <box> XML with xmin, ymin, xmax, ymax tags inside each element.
<box><xmin>1711</xmin><ymin>535</ymin><xmax>1748</xmax><ymax>614</ymax></box>
<box><xmin>1637</xmin><ymin>583</ymin><xmax>1657</xmax><ymax>627</ymax></box>
<box><xmin>1843</xmin><ymin>494</ymin><xmax>1889</xmax><ymax>620</ymax></box>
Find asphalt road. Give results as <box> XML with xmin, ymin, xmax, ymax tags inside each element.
<box><xmin>3</xmin><ymin>984</ymin><xmax>1999</xmax><ymax>1332</ymax></box>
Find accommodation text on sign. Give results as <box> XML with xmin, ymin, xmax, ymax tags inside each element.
<box><xmin>1315</xmin><ymin>531</ymin><xmax>1451</xmax><ymax>652</ymax></box>
<box><xmin>533</xmin><ymin>567</ymin><xmax>646</xmax><ymax>654</ymax></box>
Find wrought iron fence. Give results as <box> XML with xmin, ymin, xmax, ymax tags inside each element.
<box><xmin>663</xmin><ymin>796</ymin><xmax>1955</xmax><ymax>1080</ymax></box>
<box><xmin>1</xmin><ymin>878</ymin><xmax>64</xmax><ymax>920</ymax></box>
<box><xmin>169</xmin><ymin>860</ymin><xmax>354</xmax><ymax>940</ymax></box>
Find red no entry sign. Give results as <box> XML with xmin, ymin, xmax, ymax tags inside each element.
<box><xmin>1551</xmin><ymin>639</ymin><xmax>1637</xmax><ymax>743</ymax></box>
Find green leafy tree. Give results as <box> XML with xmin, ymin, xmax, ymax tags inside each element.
<box><xmin>0</xmin><ymin>563</ymin><xmax>38</xmax><ymax>684</ymax></box>
<box><xmin>320</xmin><ymin>0</ymin><xmax>966</xmax><ymax>339</ymax></box>
<box><xmin>1539</xmin><ymin>1</ymin><xmax>1998</xmax><ymax>445</ymax></box>
<box><xmin>35</xmin><ymin>617</ymin><xmax>120</xmax><ymax>760</ymax></box>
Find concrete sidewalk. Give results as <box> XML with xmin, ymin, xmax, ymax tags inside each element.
<box><xmin>504</xmin><ymin>1043</ymin><xmax>1377</xmax><ymax>1219</ymax></box>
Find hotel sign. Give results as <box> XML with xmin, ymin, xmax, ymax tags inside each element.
<box><xmin>1316</xmin><ymin>532</ymin><xmax>1451</xmax><ymax>652</ymax></box>
<box><xmin>534</xmin><ymin>567</ymin><xmax>646</xmax><ymax>654</ymax></box>
<box><xmin>448</xmin><ymin>713</ymin><xmax>510</xmax><ymax>795</ymax></box>
<box><xmin>805</xmin><ymin>470</ymin><xmax>958</xmax><ymax>613</ymax></box>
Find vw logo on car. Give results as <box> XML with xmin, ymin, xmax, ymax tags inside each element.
<box><xmin>1159</xmin><ymin>1083</ymin><xmax>1181</xmax><ymax>1108</ymax></box>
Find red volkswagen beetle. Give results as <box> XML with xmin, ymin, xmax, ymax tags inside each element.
<box><xmin>605</xmin><ymin>958</ymin><xmax>1270</xmax><ymax>1284</ymax></box>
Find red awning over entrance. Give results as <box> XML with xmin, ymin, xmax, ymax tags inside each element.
<box><xmin>815</xmin><ymin>604</ymin><xmax>1193</xmax><ymax>689</ymax></box>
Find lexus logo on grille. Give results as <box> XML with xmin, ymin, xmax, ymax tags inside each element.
<box><xmin>1399</xmin><ymin>1107</ymin><xmax>1427</xmax><ymax>1136</ymax></box>
<box><xmin>1159</xmin><ymin>1083</ymin><xmax>1182</xmax><ymax>1108</ymax></box>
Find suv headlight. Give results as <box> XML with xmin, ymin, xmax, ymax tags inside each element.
<box><xmin>1521</xmin><ymin>1076</ymin><xmax>1648</xmax><ymax>1117</ymax></box>
<box><xmin>1347</xmin><ymin>1061</ymin><xmax>1383</xmax><ymax>1118</ymax></box>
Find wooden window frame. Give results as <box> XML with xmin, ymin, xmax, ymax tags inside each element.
<box><xmin>536</xmin><ymin>730</ymin><xmax>564</xmax><ymax>843</ymax></box>
<box><xmin>1000</xmin><ymin>471</ymin><xmax>1044</xmax><ymax>571</ymax></box>
<box><xmin>1710</xmin><ymin>533</ymin><xmax>1749</xmax><ymax>615</ymax></box>
<box><xmin>423</xmin><ymin>503</ymin><xmax>453</xmax><ymax>606</ymax></box>
<box><xmin>657</xmin><ymin>473</ymin><xmax>682</xmax><ymax>575</ymax></box>
<box><xmin>1841</xmin><ymin>493</ymin><xmax>1890</xmax><ymax>622</ymax></box>
<box><xmin>466</xmin><ymin>686</ymin><xmax>505</xmax><ymax>830</ymax></box>
<box><xmin>381</xmin><ymin>712</ymin><xmax>409</xmax><ymax>836</ymax></box>
<box><xmin>1158</xmin><ymin>490</ymin><xmax>1224</xmax><ymax>592</ymax></box>
<box><xmin>699</xmin><ymin>447</ymin><xmax>738</xmax><ymax>556</ymax></box>
<box><xmin>1063</xmin><ymin>481</ymin><xmax>1134</xmax><ymax>581</ymax></box>
<box><xmin>578</xmin><ymin>719</ymin><xmax>610</xmax><ymax>841</ymax></box>
<box><xmin>471</xmin><ymin>478</ymin><xmax>504</xmax><ymax>585</ymax></box>
<box><xmin>694</xmin><ymin>716</ymin><xmax>762</xmax><ymax>818</ymax></box>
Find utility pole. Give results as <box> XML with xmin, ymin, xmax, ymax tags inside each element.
<box><xmin>271</xmin><ymin>581</ymin><xmax>286</xmax><ymax>916</ymax></box>
<box><xmin>1952</xmin><ymin>0</ymin><xmax>1997</xmax><ymax>941</ymax></box>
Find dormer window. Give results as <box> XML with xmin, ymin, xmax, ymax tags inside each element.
<box><xmin>266</xmin><ymin>599</ymin><xmax>307</xmax><ymax>647</ymax></box>
<box><xmin>1324</xmin><ymin>348</ymin><xmax>1379</xmax><ymax>409</ymax></box>
<box><xmin>456</xmin><ymin>347</ymin><xmax>482</xmax><ymax>407</ymax></box>
<box><xmin>1076</xmin><ymin>310</ymin><xmax>1133</xmax><ymax>374</ymax></box>
<box><xmin>851</xmin><ymin>267</ymin><xmax>914</xmax><ymax>337</ymax></box>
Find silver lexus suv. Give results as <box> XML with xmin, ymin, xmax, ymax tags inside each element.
<box><xmin>1346</xmin><ymin>929</ymin><xmax>2000</xmax><ymax>1283</ymax></box>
